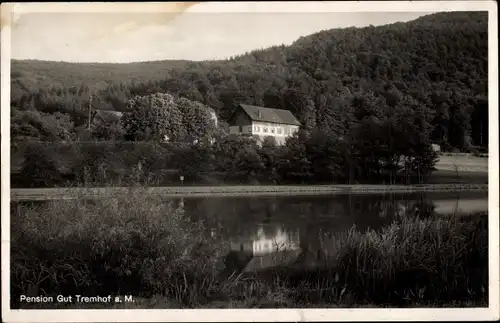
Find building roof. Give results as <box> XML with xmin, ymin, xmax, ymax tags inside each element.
<box><xmin>93</xmin><ymin>109</ymin><xmax>123</xmax><ymax>123</ymax></box>
<box><xmin>236</xmin><ymin>104</ymin><xmax>301</xmax><ymax>126</ymax></box>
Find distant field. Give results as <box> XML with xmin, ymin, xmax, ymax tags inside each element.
<box><xmin>428</xmin><ymin>154</ymin><xmax>488</xmax><ymax>184</ymax></box>
<box><xmin>435</xmin><ymin>154</ymin><xmax>488</xmax><ymax>173</ymax></box>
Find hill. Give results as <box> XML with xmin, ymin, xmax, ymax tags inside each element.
<box><xmin>11</xmin><ymin>59</ymin><xmax>194</xmax><ymax>90</ymax></box>
<box><xmin>10</xmin><ymin>11</ymin><xmax>488</xmax><ymax>150</ymax></box>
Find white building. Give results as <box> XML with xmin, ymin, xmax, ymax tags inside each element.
<box><xmin>227</xmin><ymin>104</ymin><xmax>301</xmax><ymax>145</ymax></box>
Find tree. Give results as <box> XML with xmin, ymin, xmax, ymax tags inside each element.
<box><xmin>11</xmin><ymin>110</ymin><xmax>74</xmax><ymax>141</ymax></box>
<box><xmin>122</xmin><ymin>93</ymin><xmax>218</xmax><ymax>144</ymax></box>
<box><xmin>277</xmin><ymin>132</ymin><xmax>312</xmax><ymax>183</ymax></box>
<box><xmin>259</xmin><ymin>137</ymin><xmax>282</xmax><ymax>183</ymax></box>
<box><xmin>175</xmin><ymin>143</ymin><xmax>215</xmax><ymax>183</ymax></box>
<box><xmin>20</xmin><ymin>145</ymin><xmax>62</xmax><ymax>188</ymax></box>
<box><xmin>212</xmin><ymin>135</ymin><xmax>262</xmax><ymax>182</ymax></box>
<box><xmin>299</xmin><ymin>98</ymin><xmax>317</xmax><ymax>133</ymax></box>
<box><xmin>234</xmin><ymin>145</ymin><xmax>264</xmax><ymax>182</ymax></box>
<box><xmin>305</xmin><ymin>129</ymin><xmax>343</xmax><ymax>183</ymax></box>
<box><xmin>92</xmin><ymin>121</ymin><xmax>125</xmax><ymax>141</ymax></box>
<box><xmin>176</xmin><ymin>97</ymin><xmax>218</xmax><ymax>143</ymax></box>
<box><xmin>122</xmin><ymin>93</ymin><xmax>182</xmax><ymax>141</ymax></box>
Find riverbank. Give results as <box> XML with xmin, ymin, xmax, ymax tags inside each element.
<box><xmin>10</xmin><ymin>183</ymin><xmax>488</xmax><ymax>201</ymax></box>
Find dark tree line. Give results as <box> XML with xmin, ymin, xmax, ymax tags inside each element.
<box><xmin>17</xmin><ymin>124</ymin><xmax>438</xmax><ymax>188</ymax></box>
<box><xmin>11</xmin><ymin>12</ymin><xmax>488</xmax><ymax>152</ymax></box>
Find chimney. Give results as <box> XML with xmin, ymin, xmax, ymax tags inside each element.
<box><xmin>257</xmin><ymin>109</ymin><xmax>261</xmax><ymax>118</ymax></box>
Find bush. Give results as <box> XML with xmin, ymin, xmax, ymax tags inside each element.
<box><xmin>71</xmin><ymin>143</ymin><xmax>124</xmax><ymax>185</ymax></box>
<box><xmin>11</xmin><ymin>188</ymin><xmax>228</xmax><ymax>308</ymax></box>
<box><xmin>329</xmin><ymin>213</ymin><xmax>488</xmax><ymax>305</ymax></box>
<box><xmin>20</xmin><ymin>144</ymin><xmax>63</xmax><ymax>188</ymax></box>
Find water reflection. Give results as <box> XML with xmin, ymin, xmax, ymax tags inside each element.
<box><xmin>181</xmin><ymin>191</ymin><xmax>488</xmax><ymax>274</ymax></box>
<box><xmin>226</xmin><ymin>225</ymin><xmax>302</xmax><ymax>272</ymax></box>
<box><xmin>230</xmin><ymin>224</ymin><xmax>300</xmax><ymax>256</ymax></box>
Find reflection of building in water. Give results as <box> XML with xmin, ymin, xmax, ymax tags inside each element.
<box><xmin>230</xmin><ymin>225</ymin><xmax>300</xmax><ymax>256</ymax></box>
<box><xmin>227</xmin><ymin>225</ymin><xmax>301</xmax><ymax>272</ymax></box>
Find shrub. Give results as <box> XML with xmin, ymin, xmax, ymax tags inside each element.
<box><xmin>71</xmin><ymin>143</ymin><xmax>124</xmax><ymax>185</ymax></box>
<box><xmin>20</xmin><ymin>144</ymin><xmax>63</xmax><ymax>187</ymax></box>
<box><xmin>11</xmin><ymin>188</ymin><xmax>228</xmax><ymax>308</ymax></box>
<box><xmin>329</xmin><ymin>213</ymin><xmax>488</xmax><ymax>305</ymax></box>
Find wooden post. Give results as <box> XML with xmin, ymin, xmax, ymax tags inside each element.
<box><xmin>88</xmin><ymin>93</ymin><xmax>92</xmax><ymax>130</ymax></box>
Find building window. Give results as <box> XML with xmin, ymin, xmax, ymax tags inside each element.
<box><xmin>271</xmin><ymin>128</ymin><xmax>275</xmax><ymax>134</ymax></box>
<box><xmin>255</xmin><ymin>126</ymin><xmax>260</xmax><ymax>132</ymax></box>
<box><xmin>248</xmin><ymin>126</ymin><xmax>252</xmax><ymax>132</ymax></box>
<box><xmin>277</xmin><ymin>128</ymin><xmax>282</xmax><ymax>134</ymax></box>
<box><xmin>263</xmin><ymin>127</ymin><xmax>268</xmax><ymax>133</ymax></box>
<box><xmin>239</xmin><ymin>125</ymin><xmax>243</xmax><ymax>132</ymax></box>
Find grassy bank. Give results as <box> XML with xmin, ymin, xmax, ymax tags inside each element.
<box><xmin>11</xmin><ymin>187</ymin><xmax>488</xmax><ymax>308</ymax></box>
<box><xmin>435</xmin><ymin>154</ymin><xmax>488</xmax><ymax>173</ymax></box>
<box><xmin>10</xmin><ymin>183</ymin><xmax>489</xmax><ymax>201</ymax></box>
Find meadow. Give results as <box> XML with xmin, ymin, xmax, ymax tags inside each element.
<box><xmin>436</xmin><ymin>154</ymin><xmax>488</xmax><ymax>173</ymax></box>
<box><xmin>427</xmin><ymin>153</ymin><xmax>488</xmax><ymax>185</ymax></box>
<box><xmin>11</xmin><ymin>185</ymin><xmax>488</xmax><ymax>309</ymax></box>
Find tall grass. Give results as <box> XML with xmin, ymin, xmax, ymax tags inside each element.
<box><xmin>329</xmin><ymin>213</ymin><xmax>488</xmax><ymax>306</ymax></box>
<box><xmin>11</xmin><ymin>187</ymin><xmax>228</xmax><ymax>308</ymax></box>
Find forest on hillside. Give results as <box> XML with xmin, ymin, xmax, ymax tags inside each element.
<box><xmin>11</xmin><ymin>11</ymin><xmax>488</xmax><ymax>151</ymax></box>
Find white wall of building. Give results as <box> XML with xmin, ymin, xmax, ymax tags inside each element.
<box><xmin>229</xmin><ymin>121</ymin><xmax>299</xmax><ymax>145</ymax></box>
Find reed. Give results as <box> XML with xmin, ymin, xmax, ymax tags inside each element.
<box><xmin>10</xmin><ymin>185</ymin><xmax>228</xmax><ymax>309</ymax></box>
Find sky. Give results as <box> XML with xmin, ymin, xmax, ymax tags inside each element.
<box><xmin>9</xmin><ymin>2</ymin><xmax>434</xmax><ymax>63</ymax></box>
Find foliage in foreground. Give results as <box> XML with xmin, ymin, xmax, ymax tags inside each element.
<box><xmin>11</xmin><ymin>189</ymin><xmax>488</xmax><ymax>308</ymax></box>
<box><xmin>327</xmin><ymin>213</ymin><xmax>488</xmax><ymax>305</ymax></box>
<box><xmin>10</xmin><ymin>188</ymin><xmax>228</xmax><ymax>308</ymax></box>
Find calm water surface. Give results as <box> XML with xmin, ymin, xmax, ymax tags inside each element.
<box><xmin>179</xmin><ymin>191</ymin><xmax>488</xmax><ymax>272</ymax></box>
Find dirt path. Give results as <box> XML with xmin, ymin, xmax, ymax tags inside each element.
<box><xmin>10</xmin><ymin>184</ymin><xmax>488</xmax><ymax>201</ymax></box>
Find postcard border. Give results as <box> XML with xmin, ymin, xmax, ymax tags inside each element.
<box><xmin>1</xmin><ymin>1</ymin><xmax>499</xmax><ymax>322</ymax></box>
